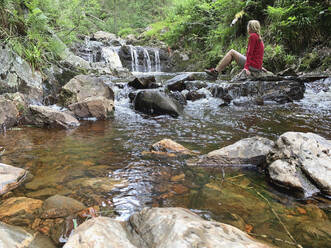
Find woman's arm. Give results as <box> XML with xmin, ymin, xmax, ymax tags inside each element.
<box><xmin>244</xmin><ymin>33</ymin><xmax>258</xmax><ymax>71</ymax></box>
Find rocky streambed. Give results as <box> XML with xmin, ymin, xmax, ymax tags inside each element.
<box><xmin>0</xmin><ymin>31</ymin><xmax>331</xmax><ymax>248</ymax></box>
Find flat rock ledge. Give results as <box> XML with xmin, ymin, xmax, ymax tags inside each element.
<box><xmin>28</xmin><ymin>105</ymin><xmax>80</xmax><ymax>129</ymax></box>
<box><xmin>0</xmin><ymin>163</ymin><xmax>28</xmax><ymax>195</ymax></box>
<box><xmin>187</xmin><ymin>136</ymin><xmax>274</xmax><ymax>167</ymax></box>
<box><xmin>64</xmin><ymin>207</ymin><xmax>271</xmax><ymax>248</ymax></box>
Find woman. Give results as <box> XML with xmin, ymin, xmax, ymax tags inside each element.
<box><xmin>205</xmin><ymin>20</ymin><xmax>264</xmax><ymax>77</ymax></box>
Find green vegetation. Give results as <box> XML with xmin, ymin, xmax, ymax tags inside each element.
<box><xmin>0</xmin><ymin>0</ymin><xmax>329</xmax><ymax>72</ymax></box>
<box><xmin>143</xmin><ymin>0</ymin><xmax>330</xmax><ymax>72</ymax></box>
<box><xmin>0</xmin><ymin>0</ymin><xmax>172</xmax><ymax>69</ymax></box>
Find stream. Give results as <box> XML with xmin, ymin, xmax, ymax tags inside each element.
<box><xmin>1</xmin><ymin>69</ymin><xmax>331</xmax><ymax>246</ymax></box>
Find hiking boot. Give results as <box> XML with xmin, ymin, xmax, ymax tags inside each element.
<box><xmin>204</xmin><ymin>68</ymin><xmax>219</xmax><ymax>78</ymax></box>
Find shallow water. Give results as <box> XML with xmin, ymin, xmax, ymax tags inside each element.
<box><xmin>0</xmin><ymin>74</ymin><xmax>330</xmax><ymax>247</ymax></box>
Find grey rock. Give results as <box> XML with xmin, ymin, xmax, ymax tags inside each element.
<box><xmin>268</xmin><ymin>132</ymin><xmax>331</xmax><ymax>197</ymax></box>
<box><xmin>165</xmin><ymin>73</ymin><xmax>194</xmax><ymax>92</ymax></box>
<box><xmin>210</xmin><ymin>80</ymin><xmax>305</xmax><ymax>104</ymax></box>
<box><xmin>28</xmin><ymin>105</ymin><xmax>80</xmax><ymax>129</ymax></box>
<box><xmin>64</xmin><ymin>208</ymin><xmax>272</xmax><ymax>248</ymax></box>
<box><xmin>189</xmin><ymin>137</ymin><xmax>274</xmax><ymax>167</ymax></box>
<box><xmin>68</xmin><ymin>96</ymin><xmax>114</xmax><ymax>119</ymax></box>
<box><xmin>60</xmin><ymin>75</ymin><xmax>114</xmax><ymax>106</ymax></box>
<box><xmin>64</xmin><ymin>217</ymin><xmax>137</xmax><ymax>248</ymax></box>
<box><xmin>134</xmin><ymin>90</ymin><xmax>183</xmax><ymax>117</ymax></box>
<box><xmin>0</xmin><ymin>96</ymin><xmax>19</xmax><ymax>129</ymax></box>
<box><xmin>0</xmin><ymin>163</ymin><xmax>28</xmax><ymax>195</ymax></box>
<box><xmin>0</xmin><ymin>222</ymin><xmax>56</xmax><ymax>248</ymax></box>
<box><xmin>42</xmin><ymin>195</ymin><xmax>86</xmax><ymax>219</ymax></box>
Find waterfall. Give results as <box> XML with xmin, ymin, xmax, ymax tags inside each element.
<box><xmin>129</xmin><ymin>45</ymin><xmax>139</xmax><ymax>72</ymax></box>
<box><xmin>154</xmin><ymin>49</ymin><xmax>161</xmax><ymax>72</ymax></box>
<box><xmin>102</xmin><ymin>47</ymin><xmax>123</xmax><ymax>68</ymax></box>
<box><xmin>143</xmin><ymin>48</ymin><xmax>152</xmax><ymax>72</ymax></box>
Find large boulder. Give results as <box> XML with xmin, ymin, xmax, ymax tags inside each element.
<box><xmin>0</xmin><ymin>48</ymin><xmax>43</xmax><ymax>104</ymax></box>
<box><xmin>267</xmin><ymin>132</ymin><xmax>331</xmax><ymax>197</ymax></box>
<box><xmin>64</xmin><ymin>208</ymin><xmax>272</xmax><ymax>248</ymax></box>
<box><xmin>134</xmin><ymin>90</ymin><xmax>183</xmax><ymax>117</ymax></box>
<box><xmin>68</xmin><ymin>96</ymin><xmax>114</xmax><ymax>119</ymax></box>
<box><xmin>28</xmin><ymin>105</ymin><xmax>80</xmax><ymax>129</ymax></box>
<box><xmin>0</xmin><ymin>96</ymin><xmax>19</xmax><ymax>129</ymax></box>
<box><xmin>0</xmin><ymin>163</ymin><xmax>28</xmax><ymax>195</ymax></box>
<box><xmin>60</xmin><ymin>75</ymin><xmax>114</xmax><ymax>106</ymax></box>
<box><xmin>128</xmin><ymin>207</ymin><xmax>271</xmax><ymax>248</ymax></box>
<box><xmin>188</xmin><ymin>137</ymin><xmax>274</xmax><ymax>167</ymax></box>
<box><xmin>0</xmin><ymin>221</ymin><xmax>56</xmax><ymax>248</ymax></box>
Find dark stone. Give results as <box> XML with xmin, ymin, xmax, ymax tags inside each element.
<box><xmin>186</xmin><ymin>91</ymin><xmax>206</xmax><ymax>101</ymax></box>
<box><xmin>134</xmin><ymin>90</ymin><xmax>183</xmax><ymax>117</ymax></box>
<box><xmin>165</xmin><ymin>73</ymin><xmax>195</xmax><ymax>92</ymax></box>
<box><xmin>169</xmin><ymin>91</ymin><xmax>187</xmax><ymax>105</ymax></box>
<box><xmin>128</xmin><ymin>76</ymin><xmax>160</xmax><ymax>89</ymax></box>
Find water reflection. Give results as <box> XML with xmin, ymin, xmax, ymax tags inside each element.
<box><xmin>0</xmin><ymin>76</ymin><xmax>330</xmax><ymax>247</ymax></box>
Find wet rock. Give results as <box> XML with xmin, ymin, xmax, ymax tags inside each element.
<box><xmin>64</xmin><ymin>217</ymin><xmax>137</xmax><ymax>248</ymax></box>
<box><xmin>68</xmin><ymin>96</ymin><xmax>114</xmax><ymax>120</ymax></box>
<box><xmin>64</xmin><ymin>208</ymin><xmax>271</xmax><ymax>248</ymax></box>
<box><xmin>67</xmin><ymin>177</ymin><xmax>128</xmax><ymax>192</ymax></box>
<box><xmin>185</xmin><ymin>80</ymin><xmax>208</xmax><ymax>91</ymax></box>
<box><xmin>267</xmin><ymin>132</ymin><xmax>331</xmax><ymax>197</ymax></box>
<box><xmin>210</xmin><ymin>79</ymin><xmax>305</xmax><ymax>104</ymax></box>
<box><xmin>134</xmin><ymin>90</ymin><xmax>183</xmax><ymax>117</ymax></box>
<box><xmin>28</xmin><ymin>105</ymin><xmax>80</xmax><ymax>129</ymax></box>
<box><xmin>145</xmin><ymin>139</ymin><xmax>194</xmax><ymax>157</ymax></box>
<box><xmin>189</xmin><ymin>137</ymin><xmax>274</xmax><ymax>167</ymax></box>
<box><xmin>165</xmin><ymin>73</ymin><xmax>194</xmax><ymax>92</ymax></box>
<box><xmin>60</xmin><ymin>75</ymin><xmax>114</xmax><ymax>106</ymax></box>
<box><xmin>0</xmin><ymin>96</ymin><xmax>19</xmax><ymax>129</ymax></box>
<box><xmin>0</xmin><ymin>163</ymin><xmax>28</xmax><ymax>195</ymax></box>
<box><xmin>128</xmin><ymin>207</ymin><xmax>271</xmax><ymax>248</ymax></box>
<box><xmin>128</xmin><ymin>76</ymin><xmax>160</xmax><ymax>89</ymax></box>
<box><xmin>0</xmin><ymin>197</ymin><xmax>43</xmax><ymax>226</ymax></box>
<box><xmin>168</xmin><ymin>91</ymin><xmax>187</xmax><ymax>105</ymax></box>
<box><xmin>42</xmin><ymin>195</ymin><xmax>86</xmax><ymax>219</ymax></box>
<box><xmin>186</xmin><ymin>91</ymin><xmax>206</xmax><ymax>101</ymax></box>
<box><xmin>0</xmin><ymin>221</ymin><xmax>56</xmax><ymax>248</ymax></box>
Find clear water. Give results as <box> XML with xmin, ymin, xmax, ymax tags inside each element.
<box><xmin>0</xmin><ymin>74</ymin><xmax>330</xmax><ymax>248</ymax></box>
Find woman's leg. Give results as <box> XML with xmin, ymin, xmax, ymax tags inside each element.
<box><xmin>216</xmin><ymin>49</ymin><xmax>245</xmax><ymax>72</ymax></box>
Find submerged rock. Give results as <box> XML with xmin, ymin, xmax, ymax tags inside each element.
<box><xmin>267</xmin><ymin>132</ymin><xmax>331</xmax><ymax>197</ymax></box>
<box><xmin>0</xmin><ymin>197</ymin><xmax>43</xmax><ymax>226</ymax></box>
<box><xmin>42</xmin><ymin>195</ymin><xmax>86</xmax><ymax>219</ymax></box>
<box><xmin>28</xmin><ymin>105</ymin><xmax>80</xmax><ymax>129</ymax></box>
<box><xmin>0</xmin><ymin>163</ymin><xmax>28</xmax><ymax>195</ymax></box>
<box><xmin>60</xmin><ymin>75</ymin><xmax>114</xmax><ymax>106</ymax></box>
<box><xmin>188</xmin><ymin>137</ymin><xmax>274</xmax><ymax>167</ymax></box>
<box><xmin>134</xmin><ymin>90</ymin><xmax>183</xmax><ymax>117</ymax></box>
<box><xmin>64</xmin><ymin>207</ymin><xmax>272</xmax><ymax>248</ymax></box>
<box><xmin>68</xmin><ymin>96</ymin><xmax>114</xmax><ymax>120</ymax></box>
<box><xmin>0</xmin><ymin>221</ymin><xmax>56</xmax><ymax>248</ymax></box>
<box><xmin>143</xmin><ymin>139</ymin><xmax>195</xmax><ymax>157</ymax></box>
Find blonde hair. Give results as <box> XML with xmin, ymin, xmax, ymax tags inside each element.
<box><xmin>247</xmin><ymin>20</ymin><xmax>261</xmax><ymax>36</ymax></box>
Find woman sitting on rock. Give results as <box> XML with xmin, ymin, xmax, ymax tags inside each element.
<box><xmin>205</xmin><ymin>20</ymin><xmax>265</xmax><ymax>78</ymax></box>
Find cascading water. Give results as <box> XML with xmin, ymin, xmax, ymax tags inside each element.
<box><xmin>154</xmin><ymin>48</ymin><xmax>161</xmax><ymax>72</ymax></box>
<box><xmin>143</xmin><ymin>48</ymin><xmax>152</xmax><ymax>72</ymax></box>
<box><xmin>129</xmin><ymin>45</ymin><xmax>139</xmax><ymax>72</ymax></box>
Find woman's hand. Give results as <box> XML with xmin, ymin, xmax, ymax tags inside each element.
<box><xmin>243</xmin><ymin>68</ymin><xmax>251</xmax><ymax>76</ymax></box>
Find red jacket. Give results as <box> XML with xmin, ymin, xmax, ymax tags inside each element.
<box><xmin>244</xmin><ymin>33</ymin><xmax>264</xmax><ymax>70</ymax></box>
